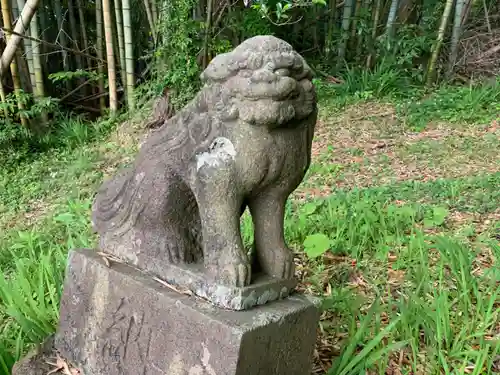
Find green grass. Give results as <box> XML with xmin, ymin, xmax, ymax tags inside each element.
<box><xmin>0</xmin><ymin>84</ymin><xmax>499</xmax><ymax>374</ymax></box>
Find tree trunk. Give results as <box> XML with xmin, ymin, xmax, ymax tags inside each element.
<box><xmin>122</xmin><ymin>0</ymin><xmax>134</xmax><ymax>109</ymax></box>
<box><xmin>447</xmin><ymin>0</ymin><xmax>465</xmax><ymax>76</ymax></box>
<box><xmin>95</xmin><ymin>0</ymin><xmax>106</xmax><ymax>113</ymax></box>
<box><xmin>76</xmin><ymin>0</ymin><xmax>91</xmax><ymax>97</ymax></box>
<box><xmin>426</xmin><ymin>0</ymin><xmax>455</xmax><ymax>85</ymax></box>
<box><xmin>386</xmin><ymin>0</ymin><xmax>399</xmax><ymax>38</ymax></box>
<box><xmin>0</xmin><ymin>0</ymin><xmax>40</xmax><ymax>76</ymax></box>
<box><xmin>366</xmin><ymin>0</ymin><xmax>383</xmax><ymax>68</ymax></box>
<box><xmin>38</xmin><ymin>0</ymin><xmax>47</xmax><ymax>56</ymax></box>
<box><xmin>16</xmin><ymin>0</ymin><xmax>36</xmax><ymax>92</ymax></box>
<box><xmin>202</xmin><ymin>0</ymin><xmax>214</xmax><ymax>68</ymax></box>
<box><xmin>325</xmin><ymin>0</ymin><xmax>338</xmax><ymax>58</ymax></box>
<box><xmin>114</xmin><ymin>0</ymin><xmax>126</xmax><ymax>91</ymax></box>
<box><xmin>1</xmin><ymin>0</ymin><xmax>28</xmax><ymax>127</ymax></box>
<box><xmin>29</xmin><ymin>1</ymin><xmax>44</xmax><ymax>97</ymax></box>
<box><xmin>151</xmin><ymin>0</ymin><xmax>158</xmax><ymax>29</ymax></box>
<box><xmin>68</xmin><ymin>0</ymin><xmax>82</xmax><ymax>70</ymax></box>
<box><xmin>336</xmin><ymin>0</ymin><xmax>354</xmax><ymax>70</ymax></box>
<box><xmin>0</xmin><ymin>74</ymin><xmax>7</xmax><ymax>118</ymax></box>
<box><xmin>143</xmin><ymin>0</ymin><xmax>155</xmax><ymax>43</ymax></box>
<box><xmin>349</xmin><ymin>0</ymin><xmax>362</xmax><ymax>52</ymax></box>
<box><xmin>53</xmin><ymin>0</ymin><xmax>70</xmax><ymax>90</ymax></box>
<box><xmin>312</xmin><ymin>5</ymin><xmax>319</xmax><ymax>51</ymax></box>
<box><xmin>75</xmin><ymin>0</ymin><xmax>90</xmax><ymax>68</ymax></box>
<box><xmin>102</xmin><ymin>0</ymin><xmax>118</xmax><ymax>113</ymax></box>
<box><xmin>12</xmin><ymin>0</ymin><xmax>31</xmax><ymax>93</ymax></box>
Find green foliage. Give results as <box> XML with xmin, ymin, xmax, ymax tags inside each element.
<box><xmin>374</xmin><ymin>24</ymin><xmax>434</xmax><ymax>83</ymax></box>
<box><xmin>303</xmin><ymin>233</ymin><xmax>330</xmax><ymax>258</ymax></box>
<box><xmin>151</xmin><ymin>0</ymin><xmax>203</xmax><ymax>108</ymax></box>
<box><xmin>328</xmin><ymin>300</ymin><xmax>408</xmax><ymax>375</ymax></box>
<box><xmin>336</xmin><ymin>59</ymin><xmax>415</xmax><ymax>100</ymax></box>
<box><xmin>48</xmin><ymin>70</ymin><xmax>101</xmax><ymax>84</ymax></box>
<box><xmin>0</xmin><ymin>199</ymin><xmax>92</xmax><ymax>370</ymax></box>
<box><xmin>397</xmin><ymin>81</ymin><xmax>500</xmax><ymax>130</ymax></box>
<box><xmin>0</xmin><ymin>92</ymin><xmax>60</xmax><ymax>129</ymax></box>
<box><xmin>251</xmin><ymin>0</ymin><xmax>326</xmax><ymax>24</ymax></box>
<box><xmin>226</xmin><ymin>7</ymin><xmax>272</xmax><ymax>40</ymax></box>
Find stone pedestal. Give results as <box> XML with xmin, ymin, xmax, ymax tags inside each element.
<box><xmin>14</xmin><ymin>249</ymin><xmax>320</xmax><ymax>375</ymax></box>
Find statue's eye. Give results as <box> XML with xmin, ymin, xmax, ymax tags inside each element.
<box><xmin>286</xmin><ymin>89</ymin><xmax>300</xmax><ymax>100</ymax></box>
<box><xmin>275</xmin><ymin>68</ymin><xmax>290</xmax><ymax>77</ymax></box>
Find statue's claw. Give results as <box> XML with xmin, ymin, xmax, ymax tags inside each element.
<box><xmin>218</xmin><ymin>260</ymin><xmax>251</xmax><ymax>288</ymax></box>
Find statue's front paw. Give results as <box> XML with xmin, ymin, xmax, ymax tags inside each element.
<box><xmin>276</xmin><ymin>248</ymin><xmax>295</xmax><ymax>280</ymax></box>
<box><xmin>220</xmin><ymin>261</ymin><xmax>251</xmax><ymax>288</ymax></box>
<box><xmin>259</xmin><ymin>245</ymin><xmax>295</xmax><ymax>280</ymax></box>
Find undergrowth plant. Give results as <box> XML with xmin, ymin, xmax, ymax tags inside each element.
<box><xmin>397</xmin><ymin>80</ymin><xmax>500</xmax><ymax>130</ymax></box>
<box><xmin>149</xmin><ymin>0</ymin><xmax>203</xmax><ymax>108</ymax></box>
<box><xmin>0</xmin><ymin>198</ymin><xmax>94</xmax><ymax>372</ymax></box>
<box><xmin>296</xmin><ymin>194</ymin><xmax>499</xmax><ymax>374</ymax></box>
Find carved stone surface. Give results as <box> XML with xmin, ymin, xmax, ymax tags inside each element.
<box><xmin>91</xmin><ymin>35</ymin><xmax>318</xmax><ymax>301</ymax></box>
<box><xmin>54</xmin><ymin>249</ymin><xmax>321</xmax><ymax>375</ymax></box>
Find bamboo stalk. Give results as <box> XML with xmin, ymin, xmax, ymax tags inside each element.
<box><xmin>366</xmin><ymin>0</ymin><xmax>382</xmax><ymax>68</ymax></box>
<box><xmin>29</xmin><ymin>3</ymin><xmax>47</xmax><ymax>122</ymax></box>
<box><xmin>53</xmin><ymin>0</ymin><xmax>69</xmax><ymax>73</ymax></box>
<box><xmin>76</xmin><ymin>0</ymin><xmax>91</xmax><ymax>98</ymax></box>
<box><xmin>114</xmin><ymin>0</ymin><xmax>126</xmax><ymax>91</ymax></box>
<box><xmin>122</xmin><ymin>0</ymin><xmax>134</xmax><ymax>109</ymax></box>
<box><xmin>426</xmin><ymin>0</ymin><xmax>455</xmax><ymax>85</ymax></box>
<box><xmin>1</xmin><ymin>0</ymin><xmax>28</xmax><ymax>126</ymax></box>
<box><xmin>151</xmin><ymin>0</ymin><xmax>158</xmax><ymax>29</ymax></box>
<box><xmin>29</xmin><ymin>3</ymin><xmax>44</xmax><ymax>99</ymax></box>
<box><xmin>12</xmin><ymin>0</ymin><xmax>31</xmax><ymax>92</ymax></box>
<box><xmin>95</xmin><ymin>0</ymin><xmax>106</xmax><ymax>113</ymax></box>
<box><xmin>448</xmin><ymin>0</ymin><xmax>465</xmax><ymax>76</ymax></box>
<box><xmin>0</xmin><ymin>0</ymin><xmax>39</xmax><ymax>76</ymax></box>
<box><xmin>386</xmin><ymin>0</ymin><xmax>399</xmax><ymax>38</ymax></box>
<box><xmin>202</xmin><ymin>0</ymin><xmax>214</xmax><ymax>68</ymax></box>
<box><xmin>336</xmin><ymin>0</ymin><xmax>354</xmax><ymax>70</ymax></box>
<box><xmin>142</xmin><ymin>0</ymin><xmax>155</xmax><ymax>43</ymax></box>
<box><xmin>349</xmin><ymin>0</ymin><xmax>362</xmax><ymax>51</ymax></box>
<box><xmin>102</xmin><ymin>0</ymin><xmax>117</xmax><ymax>113</ymax></box>
<box><xmin>16</xmin><ymin>0</ymin><xmax>36</xmax><ymax>91</ymax></box>
<box><xmin>68</xmin><ymin>0</ymin><xmax>82</xmax><ymax>70</ymax></box>
<box><xmin>0</xmin><ymin>80</ymin><xmax>7</xmax><ymax>119</ymax></box>
<box><xmin>325</xmin><ymin>0</ymin><xmax>338</xmax><ymax>58</ymax></box>
<box><xmin>38</xmin><ymin>0</ymin><xmax>47</xmax><ymax>56</ymax></box>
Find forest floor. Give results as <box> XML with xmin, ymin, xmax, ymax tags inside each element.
<box><xmin>0</xmin><ymin>96</ymin><xmax>499</xmax><ymax>374</ymax></box>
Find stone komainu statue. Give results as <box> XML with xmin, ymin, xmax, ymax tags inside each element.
<box><xmin>91</xmin><ymin>35</ymin><xmax>317</xmax><ymax>288</ymax></box>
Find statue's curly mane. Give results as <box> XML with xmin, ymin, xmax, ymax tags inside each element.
<box><xmin>91</xmin><ymin>83</ymin><xmax>228</xmax><ymax>236</ymax></box>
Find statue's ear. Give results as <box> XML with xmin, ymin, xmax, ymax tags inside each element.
<box><xmin>200</xmin><ymin>53</ymin><xmax>228</xmax><ymax>82</ymax></box>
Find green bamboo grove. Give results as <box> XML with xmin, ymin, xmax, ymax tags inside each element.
<box><xmin>0</xmin><ymin>0</ymin><xmax>497</xmax><ymax>127</ymax></box>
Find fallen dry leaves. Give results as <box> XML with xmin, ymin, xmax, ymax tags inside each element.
<box><xmin>45</xmin><ymin>354</ymin><xmax>81</xmax><ymax>375</ymax></box>
<box><xmin>296</xmin><ymin>102</ymin><xmax>500</xmax><ymax>198</ymax></box>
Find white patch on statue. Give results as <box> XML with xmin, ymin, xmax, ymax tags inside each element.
<box><xmin>201</xmin><ymin>343</ymin><xmax>217</xmax><ymax>375</ymax></box>
<box><xmin>196</xmin><ymin>137</ymin><xmax>236</xmax><ymax>171</ymax></box>
<box><xmin>188</xmin><ymin>365</ymin><xmax>204</xmax><ymax>375</ymax></box>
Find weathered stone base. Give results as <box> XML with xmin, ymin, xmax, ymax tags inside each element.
<box><xmin>146</xmin><ymin>258</ymin><xmax>298</xmax><ymax>310</ymax></box>
<box><xmin>96</xmin><ymin>247</ymin><xmax>299</xmax><ymax>311</ymax></box>
<box><xmin>50</xmin><ymin>249</ymin><xmax>320</xmax><ymax>375</ymax></box>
